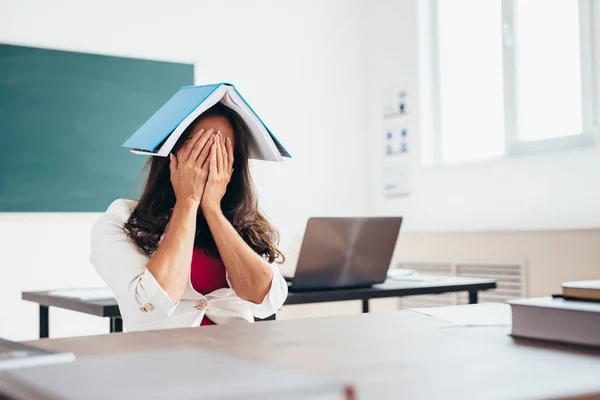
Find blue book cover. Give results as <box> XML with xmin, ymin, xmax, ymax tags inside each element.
<box><xmin>123</xmin><ymin>83</ymin><xmax>290</xmax><ymax>162</ymax></box>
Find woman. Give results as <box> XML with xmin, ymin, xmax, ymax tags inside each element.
<box><xmin>90</xmin><ymin>103</ymin><xmax>287</xmax><ymax>331</ymax></box>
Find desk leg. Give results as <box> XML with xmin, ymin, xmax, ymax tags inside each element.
<box><xmin>110</xmin><ymin>317</ymin><xmax>123</xmax><ymax>333</ymax></box>
<box><xmin>468</xmin><ymin>291</ymin><xmax>478</xmax><ymax>304</ymax></box>
<box><xmin>39</xmin><ymin>305</ymin><xmax>49</xmax><ymax>339</ymax></box>
<box><xmin>362</xmin><ymin>299</ymin><xmax>369</xmax><ymax>313</ymax></box>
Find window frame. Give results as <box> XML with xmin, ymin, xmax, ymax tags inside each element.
<box><xmin>428</xmin><ymin>0</ymin><xmax>598</xmax><ymax>166</ymax></box>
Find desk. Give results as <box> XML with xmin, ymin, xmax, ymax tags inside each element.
<box><xmin>17</xmin><ymin>305</ymin><xmax>600</xmax><ymax>400</ymax></box>
<box><xmin>22</xmin><ymin>276</ymin><xmax>496</xmax><ymax>338</ymax></box>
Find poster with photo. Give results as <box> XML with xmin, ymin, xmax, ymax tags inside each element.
<box><xmin>383</xmin><ymin>118</ymin><xmax>408</xmax><ymax>156</ymax></box>
<box><xmin>382</xmin><ymin>85</ymin><xmax>408</xmax><ymax>119</ymax></box>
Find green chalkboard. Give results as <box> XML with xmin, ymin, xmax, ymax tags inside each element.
<box><xmin>0</xmin><ymin>44</ymin><xmax>194</xmax><ymax>211</ymax></box>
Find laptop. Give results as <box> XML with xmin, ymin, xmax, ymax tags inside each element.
<box><xmin>284</xmin><ymin>217</ymin><xmax>403</xmax><ymax>291</ymax></box>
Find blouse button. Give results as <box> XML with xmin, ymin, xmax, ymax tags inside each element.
<box><xmin>196</xmin><ymin>299</ymin><xmax>208</xmax><ymax>310</ymax></box>
<box><xmin>140</xmin><ymin>303</ymin><xmax>154</xmax><ymax>313</ymax></box>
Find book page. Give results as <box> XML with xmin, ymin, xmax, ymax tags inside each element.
<box><xmin>220</xmin><ymin>87</ymin><xmax>281</xmax><ymax>162</ymax></box>
<box><xmin>156</xmin><ymin>86</ymin><xmax>227</xmax><ymax>157</ymax></box>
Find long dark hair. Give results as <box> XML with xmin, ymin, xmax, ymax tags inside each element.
<box><xmin>123</xmin><ymin>103</ymin><xmax>284</xmax><ymax>263</ymax></box>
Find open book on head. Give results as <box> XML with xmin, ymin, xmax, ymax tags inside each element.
<box><xmin>122</xmin><ymin>83</ymin><xmax>291</xmax><ymax>162</ymax></box>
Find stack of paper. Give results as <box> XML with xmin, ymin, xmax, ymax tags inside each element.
<box><xmin>48</xmin><ymin>288</ymin><xmax>114</xmax><ymax>301</ymax></box>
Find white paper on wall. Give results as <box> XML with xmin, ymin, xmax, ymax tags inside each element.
<box><xmin>382</xmin><ymin>161</ymin><xmax>410</xmax><ymax>198</ymax></box>
<box><xmin>382</xmin><ymin>84</ymin><xmax>410</xmax><ymax>198</ymax></box>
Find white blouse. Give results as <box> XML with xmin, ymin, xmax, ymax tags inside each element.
<box><xmin>90</xmin><ymin>199</ymin><xmax>288</xmax><ymax>332</ymax></box>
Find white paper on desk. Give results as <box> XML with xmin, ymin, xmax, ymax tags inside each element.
<box><xmin>49</xmin><ymin>288</ymin><xmax>114</xmax><ymax>300</ymax></box>
<box><xmin>387</xmin><ymin>269</ymin><xmax>446</xmax><ymax>282</ymax></box>
<box><xmin>410</xmin><ymin>303</ymin><xmax>512</xmax><ymax>326</ymax></box>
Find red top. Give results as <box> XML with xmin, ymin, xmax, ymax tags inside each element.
<box><xmin>190</xmin><ymin>248</ymin><xmax>229</xmax><ymax>326</ymax></box>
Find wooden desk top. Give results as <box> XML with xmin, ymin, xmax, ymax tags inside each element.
<box><xmin>22</xmin><ymin>276</ymin><xmax>496</xmax><ymax>317</ymax></box>
<box><xmin>26</xmin><ymin>305</ymin><xmax>600</xmax><ymax>400</ymax></box>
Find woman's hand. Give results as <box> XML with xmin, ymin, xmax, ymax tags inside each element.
<box><xmin>170</xmin><ymin>128</ymin><xmax>215</xmax><ymax>206</ymax></box>
<box><xmin>200</xmin><ymin>132</ymin><xmax>273</xmax><ymax>304</ymax></box>
<box><xmin>201</xmin><ymin>132</ymin><xmax>234</xmax><ymax>212</ymax></box>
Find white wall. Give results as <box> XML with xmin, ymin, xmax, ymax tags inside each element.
<box><xmin>362</xmin><ymin>0</ymin><xmax>600</xmax><ymax>232</ymax></box>
<box><xmin>395</xmin><ymin>229</ymin><xmax>600</xmax><ymax>297</ymax></box>
<box><xmin>0</xmin><ymin>0</ymin><xmax>367</xmax><ymax>340</ymax></box>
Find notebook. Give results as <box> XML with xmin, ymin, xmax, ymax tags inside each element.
<box><xmin>0</xmin><ymin>338</ymin><xmax>75</xmax><ymax>370</ymax></box>
<box><xmin>0</xmin><ymin>348</ymin><xmax>354</xmax><ymax>400</ymax></box>
<box><xmin>562</xmin><ymin>280</ymin><xmax>600</xmax><ymax>301</ymax></box>
<box><xmin>122</xmin><ymin>83</ymin><xmax>290</xmax><ymax>162</ymax></box>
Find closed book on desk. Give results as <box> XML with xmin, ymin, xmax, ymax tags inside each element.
<box><xmin>122</xmin><ymin>83</ymin><xmax>290</xmax><ymax>162</ymax></box>
<box><xmin>508</xmin><ymin>297</ymin><xmax>600</xmax><ymax>347</ymax></box>
<box><xmin>0</xmin><ymin>348</ymin><xmax>354</xmax><ymax>400</ymax></box>
<box><xmin>562</xmin><ymin>280</ymin><xmax>600</xmax><ymax>301</ymax></box>
<box><xmin>0</xmin><ymin>338</ymin><xmax>74</xmax><ymax>370</ymax></box>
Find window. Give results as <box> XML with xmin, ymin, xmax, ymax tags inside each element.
<box><xmin>429</xmin><ymin>0</ymin><xmax>597</xmax><ymax>165</ymax></box>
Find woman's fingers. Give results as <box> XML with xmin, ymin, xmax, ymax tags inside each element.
<box><xmin>190</xmin><ymin>131</ymin><xmax>232</xmax><ymax>177</ymax></box>
<box><xmin>209</xmin><ymin>142</ymin><xmax>217</xmax><ymax>175</ymax></box>
<box><xmin>178</xmin><ymin>130</ymin><xmax>199</xmax><ymax>161</ymax></box>
<box><xmin>169</xmin><ymin>153</ymin><xmax>178</xmax><ymax>174</ymax></box>
<box><xmin>178</xmin><ymin>129</ymin><xmax>202</xmax><ymax>161</ymax></box>
<box><xmin>216</xmin><ymin>133</ymin><xmax>224</xmax><ymax>174</ymax></box>
<box><xmin>202</xmin><ymin>135</ymin><xmax>215</xmax><ymax>170</ymax></box>
<box><xmin>220</xmin><ymin>134</ymin><xmax>228</xmax><ymax>173</ymax></box>
<box><xmin>225</xmin><ymin>137</ymin><xmax>234</xmax><ymax>175</ymax></box>
<box><xmin>196</xmin><ymin>134</ymin><xmax>215</xmax><ymax>166</ymax></box>
<box><xmin>190</xmin><ymin>128</ymin><xmax>214</xmax><ymax>163</ymax></box>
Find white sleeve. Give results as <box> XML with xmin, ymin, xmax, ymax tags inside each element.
<box><xmin>247</xmin><ymin>263</ymin><xmax>288</xmax><ymax>319</ymax></box>
<box><xmin>90</xmin><ymin>200</ymin><xmax>178</xmax><ymax>318</ymax></box>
